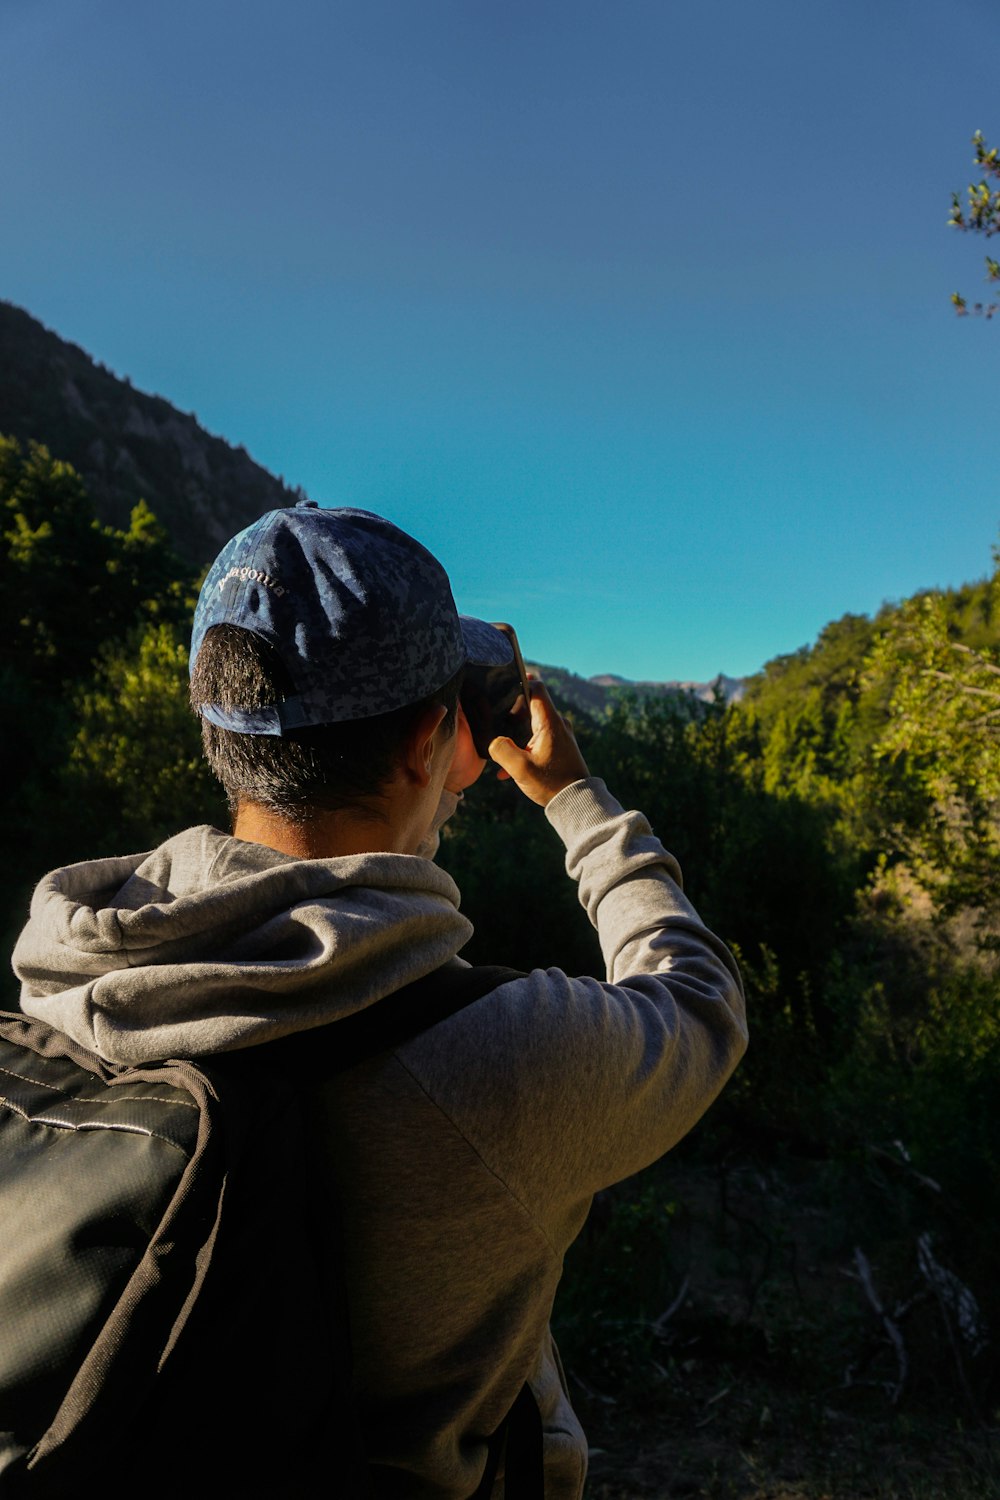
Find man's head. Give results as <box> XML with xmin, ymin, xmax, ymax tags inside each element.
<box><xmin>189</xmin><ymin>502</ymin><xmax>511</xmax><ymax>829</ymax></box>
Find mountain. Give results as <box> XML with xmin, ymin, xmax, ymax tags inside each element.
<box><xmin>589</xmin><ymin>671</ymin><xmax>744</xmax><ymax>704</ymax></box>
<box><xmin>530</xmin><ymin>663</ymin><xmax>744</xmax><ymax>718</ymax></box>
<box><xmin>0</xmin><ymin>301</ymin><xmax>300</xmax><ymax>566</ymax></box>
<box><xmin>0</xmin><ymin>301</ymin><xmax>744</xmax><ymax>694</ymax></box>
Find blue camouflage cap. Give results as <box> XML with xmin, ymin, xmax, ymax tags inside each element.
<box><xmin>190</xmin><ymin>501</ymin><xmax>513</xmax><ymax>734</ymax></box>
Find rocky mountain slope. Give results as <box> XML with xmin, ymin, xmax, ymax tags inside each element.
<box><xmin>0</xmin><ymin>301</ymin><xmax>299</xmax><ymax>566</ymax></box>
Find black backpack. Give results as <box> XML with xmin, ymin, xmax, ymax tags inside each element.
<box><xmin>0</xmin><ymin>964</ymin><xmax>541</xmax><ymax>1499</ymax></box>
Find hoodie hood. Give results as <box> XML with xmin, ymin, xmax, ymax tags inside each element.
<box><xmin>13</xmin><ymin>825</ymin><xmax>473</xmax><ymax>1065</ymax></box>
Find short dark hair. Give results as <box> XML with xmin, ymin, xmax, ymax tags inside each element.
<box><xmin>190</xmin><ymin>624</ymin><xmax>462</xmax><ymax>821</ymax></box>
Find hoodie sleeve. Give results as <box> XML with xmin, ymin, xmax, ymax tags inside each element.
<box><xmin>398</xmin><ymin>778</ymin><xmax>748</xmax><ymax>1223</ymax></box>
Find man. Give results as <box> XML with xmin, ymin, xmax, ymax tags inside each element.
<box><xmin>15</xmin><ymin>501</ymin><xmax>747</xmax><ymax>1498</ymax></box>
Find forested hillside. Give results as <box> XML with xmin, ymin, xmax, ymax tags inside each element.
<box><xmin>3</xmin><ymin>437</ymin><xmax>997</xmax><ymax>1495</ymax></box>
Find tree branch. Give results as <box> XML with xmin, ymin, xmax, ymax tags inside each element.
<box><xmin>922</xmin><ymin>669</ymin><xmax>1000</xmax><ymax>703</ymax></box>
<box><xmin>949</xmin><ymin>640</ymin><xmax>1000</xmax><ymax>677</ymax></box>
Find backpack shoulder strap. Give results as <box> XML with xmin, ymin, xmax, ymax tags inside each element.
<box><xmin>340</xmin><ymin>962</ymin><xmax>525</xmax><ymax>1065</ymax></box>
<box><xmin>267</xmin><ymin>962</ymin><xmax>527</xmax><ymax>1077</ymax></box>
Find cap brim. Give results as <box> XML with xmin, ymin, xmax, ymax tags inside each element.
<box><xmin>459</xmin><ymin>616</ymin><xmax>515</xmax><ymax>667</ymax></box>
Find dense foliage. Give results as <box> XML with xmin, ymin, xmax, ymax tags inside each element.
<box><xmin>0</xmin><ymin>436</ymin><xmax>225</xmax><ymax>954</ymax></box>
<box><xmin>3</xmin><ymin>439</ymin><xmax>997</xmax><ymax>1462</ymax></box>
<box><xmin>446</xmin><ymin>546</ymin><xmax>1000</xmax><ymax>1438</ymax></box>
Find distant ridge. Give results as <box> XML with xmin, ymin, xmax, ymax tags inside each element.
<box><xmin>589</xmin><ymin>671</ymin><xmax>744</xmax><ymax>703</ymax></box>
<box><xmin>0</xmin><ymin>301</ymin><xmax>300</xmax><ymax>566</ymax></box>
<box><xmin>531</xmin><ymin>663</ymin><xmax>744</xmax><ymax>717</ymax></box>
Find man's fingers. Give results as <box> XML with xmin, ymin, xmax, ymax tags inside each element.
<box><xmin>526</xmin><ymin>679</ymin><xmax>555</xmax><ymax>726</ymax></box>
<box><xmin>526</xmin><ymin>681</ymin><xmax>580</xmax><ymax>754</ymax></box>
<box><xmin>487</xmin><ymin>681</ymin><xmax>590</xmax><ymax>807</ymax></box>
<box><xmin>488</xmin><ymin>734</ymin><xmax>527</xmax><ymax>776</ymax></box>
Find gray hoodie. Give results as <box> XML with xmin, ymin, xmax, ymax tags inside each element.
<box><xmin>14</xmin><ymin>778</ymin><xmax>746</xmax><ymax>1499</ymax></box>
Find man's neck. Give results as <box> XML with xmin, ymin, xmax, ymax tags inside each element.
<box><xmin>232</xmin><ymin>803</ymin><xmax>397</xmax><ymax>859</ymax></box>
<box><xmin>231</xmin><ymin>785</ymin><xmax>436</xmax><ymax>859</ymax></box>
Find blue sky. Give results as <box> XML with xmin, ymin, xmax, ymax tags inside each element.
<box><xmin>2</xmin><ymin>0</ymin><xmax>998</xmax><ymax>681</ymax></box>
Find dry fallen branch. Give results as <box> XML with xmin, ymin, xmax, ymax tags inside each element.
<box><xmin>570</xmin><ymin>1372</ymin><xmax>617</xmax><ymax>1406</ymax></box>
<box><xmin>867</xmin><ymin>1142</ymin><xmax>942</xmax><ymax>1195</ymax></box>
<box><xmin>917</xmin><ymin>1233</ymin><xmax>989</xmax><ymax>1421</ymax></box>
<box><xmin>849</xmin><ymin>1246</ymin><xmax>908</xmax><ymax>1403</ymax></box>
<box><xmin>652</xmin><ymin>1276</ymin><xmax>690</xmax><ymax>1337</ymax></box>
<box><xmin>717</xmin><ymin>1165</ymin><xmax>776</xmax><ymax>1317</ymax></box>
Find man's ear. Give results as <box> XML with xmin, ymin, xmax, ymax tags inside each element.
<box><xmin>402</xmin><ymin>704</ymin><xmax>450</xmax><ymax>787</ymax></box>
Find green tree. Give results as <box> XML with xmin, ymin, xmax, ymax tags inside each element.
<box><xmin>67</xmin><ymin>621</ymin><xmax>223</xmax><ymax>848</ymax></box>
<box><xmin>0</xmin><ymin>436</ymin><xmax>191</xmax><ymax>683</ymax></box>
<box><xmin>865</xmin><ymin>568</ymin><xmax>1000</xmax><ymax>916</ymax></box>
<box><xmin>0</xmin><ymin>435</ymin><xmax>199</xmax><ymax>965</ymax></box>
<box><xmin>949</xmin><ymin>131</ymin><xmax>1000</xmax><ymax>318</ymax></box>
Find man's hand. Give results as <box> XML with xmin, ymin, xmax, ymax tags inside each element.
<box><xmin>488</xmin><ymin>682</ymin><xmax>590</xmax><ymax>807</ymax></box>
